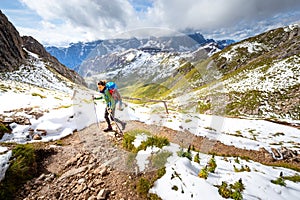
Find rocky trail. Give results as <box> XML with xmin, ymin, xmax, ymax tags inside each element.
<box><xmin>15</xmin><ymin>120</ymin><xmax>300</xmax><ymax>200</ymax></box>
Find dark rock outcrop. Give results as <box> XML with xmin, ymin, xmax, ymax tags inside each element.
<box><xmin>0</xmin><ymin>10</ymin><xmax>86</xmax><ymax>86</ymax></box>
<box><xmin>22</xmin><ymin>36</ymin><xmax>87</xmax><ymax>86</ymax></box>
<box><xmin>0</xmin><ymin>10</ymin><xmax>26</xmax><ymax>72</ymax></box>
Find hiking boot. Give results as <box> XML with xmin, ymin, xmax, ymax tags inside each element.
<box><xmin>121</xmin><ymin>122</ymin><xmax>127</xmax><ymax>130</ymax></box>
<box><xmin>104</xmin><ymin>127</ymin><xmax>113</xmax><ymax>132</ymax></box>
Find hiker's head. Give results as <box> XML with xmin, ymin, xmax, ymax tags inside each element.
<box><xmin>97</xmin><ymin>80</ymin><xmax>106</xmax><ymax>92</ymax></box>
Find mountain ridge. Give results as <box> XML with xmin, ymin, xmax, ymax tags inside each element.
<box><xmin>46</xmin><ymin>33</ymin><xmax>234</xmax><ymax>72</ymax></box>
<box><xmin>0</xmin><ymin>10</ymin><xmax>87</xmax><ymax>88</ymax></box>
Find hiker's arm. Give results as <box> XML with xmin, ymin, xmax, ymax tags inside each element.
<box><xmin>93</xmin><ymin>95</ymin><xmax>104</xmax><ymax>100</ymax></box>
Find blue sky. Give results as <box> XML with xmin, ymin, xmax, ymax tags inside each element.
<box><xmin>1</xmin><ymin>0</ymin><xmax>300</xmax><ymax>47</ymax></box>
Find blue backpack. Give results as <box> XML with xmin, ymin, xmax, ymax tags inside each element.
<box><xmin>106</xmin><ymin>82</ymin><xmax>117</xmax><ymax>91</ymax></box>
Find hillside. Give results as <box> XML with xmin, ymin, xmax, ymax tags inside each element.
<box><xmin>93</xmin><ymin>24</ymin><xmax>300</xmax><ymax>121</ymax></box>
<box><xmin>0</xmin><ymin>10</ymin><xmax>86</xmax><ymax>87</ymax></box>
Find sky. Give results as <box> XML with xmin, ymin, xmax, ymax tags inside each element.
<box><xmin>1</xmin><ymin>0</ymin><xmax>300</xmax><ymax>47</ymax></box>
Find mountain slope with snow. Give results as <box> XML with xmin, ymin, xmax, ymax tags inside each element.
<box><xmin>102</xmin><ymin>24</ymin><xmax>299</xmax><ymax>121</ymax></box>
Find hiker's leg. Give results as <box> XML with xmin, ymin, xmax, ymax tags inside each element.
<box><xmin>104</xmin><ymin>108</ymin><xmax>112</xmax><ymax>128</ymax></box>
<box><xmin>111</xmin><ymin>108</ymin><xmax>126</xmax><ymax>130</ymax></box>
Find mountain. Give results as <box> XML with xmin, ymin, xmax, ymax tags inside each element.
<box><xmin>45</xmin><ymin>33</ymin><xmax>234</xmax><ymax>72</ymax></box>
<box><xmin>0</xmin><ymin>10</ymin><xmax>86</xmax><ymax>88</ymax></box>
<box><xmin>45</xmin><ymin>40</ymin><xmax>103</xmax><ymax>71</ymax></box>
<box><xmin>92</xmin><ymin>24</ymin><xmax>300</xmax><ymax>121</ymax></box>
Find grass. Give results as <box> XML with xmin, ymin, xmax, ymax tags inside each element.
<box><xmin>136</xmin><ymin>168</ymin><xmax>166</xmax><ymax>199</ymax></box>
<box><xmin>122</xmin><ymin>129</ymin><xmax>151</xmax><ymax>152</ymax></box>
<box><xmin>283</xmin><ymin>174</ymin><xmax>300</xmax><ymax>182</ymax></box>
<box><xmin>136</xmin><ymin>135</ymin><xmax>170</xmax><ymax>152</ymax></box>
<box><xmin>0</xmin><ymin>123</ymin><xmax>10</xmax><ymax>135</ymax></box>
<box><xmin>150</xmin><ymin>150</ymin><xmax>172</xmax><ymax>169</ymax></box>
<box><xmin>0</xmin><ymin>144</ymin><xmax>37</xmax><ymax>199</ymax></box>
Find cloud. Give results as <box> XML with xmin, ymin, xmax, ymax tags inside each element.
<box><xmin>144</xmin><ymin>0</ymin><xmax>300</xmax><ymax>30</ymax></box>
<box><xmin>16</xmin><ymin>0</ymin><xmax>300</xmax><ymax>46</ymax></box>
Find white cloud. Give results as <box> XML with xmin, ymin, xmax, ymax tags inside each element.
<box><xmin>15</xmin><ymin>0</ymin><xmax>300</xmax><ymax>46</ymax></box>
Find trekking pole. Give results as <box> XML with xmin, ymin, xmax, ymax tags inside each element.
<box><xmin>92</xmin><ymin>96</ymin><xmax>101</xmax><ymax>129</ymax></box>
<box><xmin>107</xmin><ymin>108</ymin><xmax>123</xmax><ymax>135</ymax></box>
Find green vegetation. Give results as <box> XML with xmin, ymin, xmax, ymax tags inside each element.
<box><xmin>0</xmin><ymin>122</ymin><xmax>10</xmax><ymax>135</ymax></box>
<box><xmin>197</xmin><ymin>101</ymin><xmax>211</xmax><ymax>113</ymax></box>
<box><xmin>122</xmin><ymin>133</ymin><xmax>136</xmax><ymax>151</ymax></box>
<box><xmin>136</xmin><ymin>168</ymin><xmax>166</xmax><ymax>199</ymax></box>
<box><xmin>194</xmin><ymin>152</ymin><xmax>200</xmax><ymax>164</ymax></box>
<box><xmin>136</xmin><ymin>135</ymin><xmax>170</xmax><ymax>152</ymax></box>
<box><xmin>208</xmin><ymin>155</ymin><xmax>217</xmax><ymax>173</ymax></box>
<box><xmin>271</xmin><ymin>173</ymin><xmax>286</xmax><ymax>187</ymax></box>
<box><xmin>198</xmin><ymin>166</ymin><xmax>209</xmax><ymax>179</ymax></box>
<box><xmin>282</xmin><ymin>174</ymin><xmax>300</xmax><ymax>182</ymax></box>
<box><xmin>0</xmin><ymin>144</ymin><xmax>37</xmax><ymax>199</ymax></box>
<box><xmin>217</xmin><ymin>179</ymin><xmax>245</xmax><ymax>200</ymax></box>
<box><xmin>131</xmin><ymin>83</ymin><xmax>171</xmax><ymax>100</ymax></box>
<box><xmin>233</xmin><ymin>165</ymin><xmax>251</xmax><ymax>172</ymax></box>
<box><xmin>31</xmin><ymin>92</ymin><xmax>46</xmax><ymax>99</ymax></box>
<box><xmin>150</xmin><ymin>150</ymin><xmax>172</xmax><ymax>169</ymax></box>
<box><xmin>137</xmin><ymin>177</ymin><xmax>152</xmax><ymax>197</ymax></box>
<box><xmin>177</xmin><ymin>145</ymin><xmax>192</xmax><ymax>161</ymax></box>
<box><xmin>0</xmin><ymin>83</ymin><xmax>10</xmax><ymax>92</ymax></box>
<box><xmin>122</xmin><ymin>129</ymin><xmax>151</xmax><ymax>151</ymax></box>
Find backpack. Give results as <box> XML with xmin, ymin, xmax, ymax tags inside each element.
<box><xmin>106</xmin><ymin>82</ymin><xmax>121</xmax><ymax>101</ymax></box>
<box><xmin>106</xmin><ymin>82</ymin><xmax>117</xmax><ymax>95</ymax></box>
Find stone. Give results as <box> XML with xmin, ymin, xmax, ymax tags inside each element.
<box><xmin>97</xmin><ymin>189</ymin><xmax>110</xmax><ymax>200</ymax></box>
<box><xmin>33</xmin><ymin>134</ymin><xmax>42</xmax><ymax>140</ymax></box>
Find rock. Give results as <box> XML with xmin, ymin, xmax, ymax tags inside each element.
<box><xmin>78</xmin><ymin>178</ymin><xmax>86</xmax><ymax>184</ymax></box>
<box><xmin>73</xmin><ymin>183</ymin><xmax>87</xmax><ymax>194</ymax></box>
<box><xmin>36</xmin><ymin>129</ymin><xmax>47</xmax><ymax>136</ymax></box>
<box><xmin>94</xmin><ymin>166</ymin><xmax>109</xmax><ymax>177</ymax></box>
<box><xmin>3</xmin><ymin>117</ymin><xmax>13</xmax><ymax>123</ymax></box>
<box><xmin>33</xmin><ymin>134</ymin><xmax>42</xmax><ymax>140</ymax></box>
<box><xmin>88</xmin><ymin>195</ymin><xmax>97</xmax><ymax>200</ymax></box>
<box><xmin>97</xmin><ymin>189</ymin><xmax>110</xmax><ymax>200</ymax></box>
<box><xmin>58</xmin><ymin>165</ymin><xmax>88</xmax><ymax>181</ymax></box>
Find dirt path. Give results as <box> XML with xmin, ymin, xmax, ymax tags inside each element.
<box><xmin>18</xmin><ymin>120</ymin><xmax>299</xmax><ymax>199</ymax></box>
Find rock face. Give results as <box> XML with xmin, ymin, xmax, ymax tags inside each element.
<box><xmin>0</xmin><ymin>11</ymin><xmax>87</xmax><ymax>86</ymax></box>
<box><xmin>22</xmin><ymin>36</ymin><xmax>87</xmax><ymax>86</ymax></box>
<box><xmin>0</xmin><ymin>10</ymin><xmax>26</xmax><ymax>72</ymax></box>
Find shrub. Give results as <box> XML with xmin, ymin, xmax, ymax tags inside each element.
<box><xmin>122</xmin><ymin>133</ymin><xmax>136</xmax><ymax>151</ymax></box>
<box><xmin>271</xmin><ymin>177</ymin><xmax>286</xmax><ymax>186</ymax></box>
<box><xmin>217</xmin><ymin>179</ymin><xmax>245</xmax><ymax>200</ymax></box>
<box><xmin>156</xmin><ymin>167</ymin><xmax>166</xmax><ymax>179</ymax></box>
<box><xmin>208</xmin><ymin>155</ymin><xmax>217</xmax><ymax>173</ymax></box>
<box><xmin>233</xmin><ymin>165</ymin><xmax>251</xmax><ymax>172</ymax></box>
<box><xmin>137</xmin><ymin>178</ymin><xmax>152</xmax><ymax>197</ymax></box>
<box><xmin>137</xmin><ymin>135</ymin><xmax>169</xmax><ymax>152</ymax></box>
<box><xmin>198</xmin><ymin>166</ymin><xmax>209</xmax><ymax>179</ymax></box>
<box><xmin>177</xmin><ymin>149</ymin><xmax>192</xmax><ymax>161</ymax></box>
<box><xmin>194</xmin><ymin>152</ymin><xmax>200</xmax><ymax>164</ymax></box>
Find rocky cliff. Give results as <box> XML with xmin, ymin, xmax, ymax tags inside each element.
<box><xmin>0</xmin><ymin>10</ymin><xmax>86</xmax><ymax>86</ymax></box>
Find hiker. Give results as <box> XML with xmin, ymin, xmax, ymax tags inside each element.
<box><xmin>95</xmin><ymin>80</ymin><xmax>126</xmax><ymax>132</ymax></box>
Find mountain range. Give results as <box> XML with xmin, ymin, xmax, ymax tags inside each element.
<box><xmin>45</xmin><ymin>33</ymin><xmax>234</xmax><ymax>73</ymax></box>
